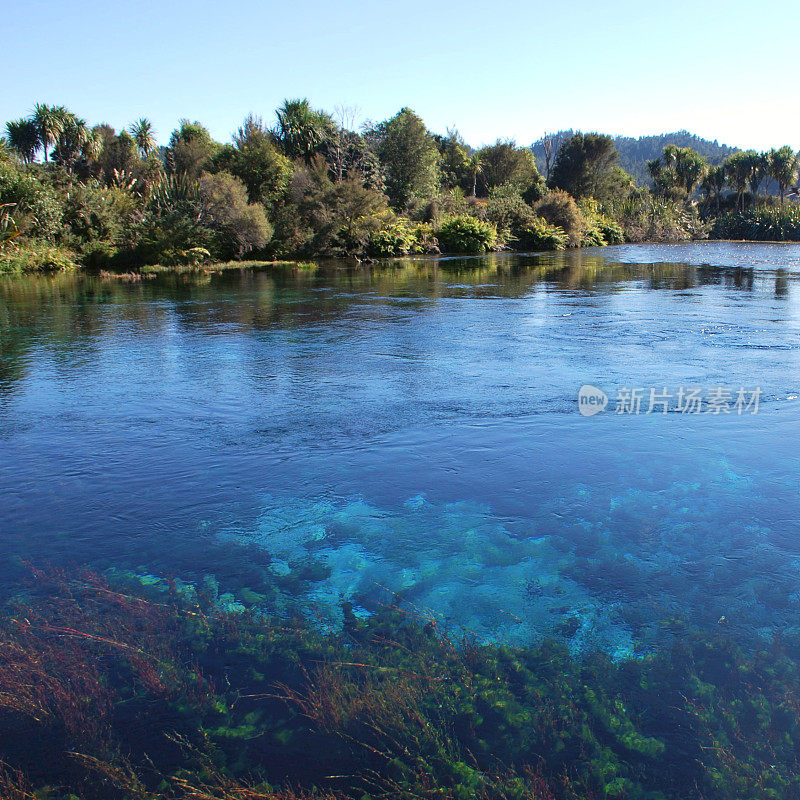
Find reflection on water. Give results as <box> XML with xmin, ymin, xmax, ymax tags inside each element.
<box><xmin>3</xmin><ymin>244</ymin><xmax>800</xmax><ymax>657</ymax></box>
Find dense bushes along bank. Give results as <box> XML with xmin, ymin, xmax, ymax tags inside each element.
<box><xmin>2</xmin><ymin>564</ymin><xmax>800</xmax><ymax>800</ymax></box>
<box><xmin>2</xmin><ymin>102</ymin><xmax>800</xmax><ymax>273</ymax></box>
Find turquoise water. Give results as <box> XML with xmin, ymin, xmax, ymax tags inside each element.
<box><xmin>2</xmin><ymin>243</ymin><xmax>800</xmax><ymax>657</ymax></box>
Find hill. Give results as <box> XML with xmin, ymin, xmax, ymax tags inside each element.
<box><xmin>531</xmin><ymin>130</ymin><xmax>740</xmax><ymax>186</ymax></box>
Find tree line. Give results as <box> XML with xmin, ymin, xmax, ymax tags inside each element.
<box><xmin>2</xmin><ymin>100</ymin><xmax>800</xmax><ymax>272</ymax></box>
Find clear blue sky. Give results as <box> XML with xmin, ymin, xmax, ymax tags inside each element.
<box><xmin>5</xmin><ymin>0</ymin><xmax>800</xmax><ymax>151</ymax></box>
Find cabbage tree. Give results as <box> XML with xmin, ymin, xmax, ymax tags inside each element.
<box><xmin>5</xmin><ymin>119</ymin><xmax>40</xmax><ymax>163</ymax></box>
<box><xmin>768</xmin><ymin>146</ymin><xmax>800</xmax><ymax>206</ymax></box>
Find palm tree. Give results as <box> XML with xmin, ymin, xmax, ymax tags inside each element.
<box><xmin>82</xmin><ymin>128</ymin><xmax>103</xmax><ymax>163</ymax></box>
<box><xmin>700</xmin><ymin>164</ymin><xmax>726</xmax><ymax>211</ymax></box>
<box><xmin>673</xmin><ymin>149</ymin><xmax>708</xmax><ymax>200</ymax></box>
<box><xmin>32</xmin><ymin>103</ymin><xmax>69</xmax><ymax>162</ymax></box>
<box><xmin>52</xmin><ymin>114</ymin><xmax>91</xmax><ymax>171</ymax></box>
<box><xmin>5</xmin><ymin>119</ymin><xmax>40</xmax><ymax>163</ymax></box>
<box><xmin>130</xmin><ymin>118</ymin><xmax>156</xmax><ymax>157</ymax></box>
<box><xmin>466</xmin><ymin>153</ymin><xmax>483</xmax><ymax>198</ymax></box>
<box><xmin>745</xmin><ymin>151</ymin><xmax>767</xmax><ymax>205</ymax></box>
<box><xmin>768</xmin><ymin>146</ymin><xmax>800</xmax><ymax>207</ymax></box>
<box><xmin>275</xmin><ymin>98</ymin><xmax>334</xmax><ymax>162</ymax></box>
<box><xmin>724</xmin><ymin>151</ymin><xmax>755</xmax><ymax>211</ymax></box>
<box><xmin>647</xmin><ymin>146</ymin><xmax>706</xmax><ymax>203</ymax></box>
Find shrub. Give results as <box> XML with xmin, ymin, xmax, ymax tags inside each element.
<box><xmin>579</xmin><ymin>198</ymin><xmax>625</xmax><ymax>246</ymax></box>
<box><xmin>0</xmin><ymin>241</ymin><xmax>78</xmax><ymax>273</ymax></box>
<box><xmin>369</xmin><ymin>218</ymin><xmax>439</xmax><ymax>256</ymax></box>
<box><xmin>594</xmin><ymin>214</ymin><xmax>624</xmax><ymax>245</ymax></box>
<box><xmin>436</xmin><ymin>214</ymin><xmax>497</xmax><ymax>254</ymax></box>
<box><xmin>198</xmin><ymin>171</ymin><xmax>273</xmax><ymax>259</ymax></box>
<box><xmin>368</xmin><ymin>218</ymin><xmax>416</xmax><ymax>256</ymax></box>
<box><xmin>61</xmin><ymin>179</ymin><xmax>137</xmax><ymax>264</ymax></box>
<box><xmin>613</xmin><ymin>191</ymin><xmax>703</xmax><ymax>243</ymax></box>
<box><xmin>515</xmin><ymin>216</ymin><xmax>568</xmax><ymax>251</ymax></box>
<box><xmin>710</xmin><ymin>206</ymin><xmax>800</xmax><ymax>241</ymax></box>
<box><xmin>485</xmin><ymin>189</ymin><xmax>536</xmax><ymax>246</ymax></box>
<box><xmin>0</xmin><ymin>164</ymin><xmax>63</xmax><ymax>242</ymax></box>
<box><xmin>534</xmin><ymin>190</ymin><xmax>586</xmax><ymax>247</ymax></box>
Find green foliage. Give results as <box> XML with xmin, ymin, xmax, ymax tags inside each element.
<box><xmin>274</xmin><ymin>98</ymin><xmax>335</xmax><ymax>163</ymax></box>
<box><xmin>612</xmin><ymin>190</ymin><xmax>702</xmax><ymax>242</ymax></box>
<box><xmin>0</xmin><ymin>240</ymin><xmax>77</xmax><ymax>272</ymax></box>
<box><xmin>129</xmin><ymin>118</ymin><xmax>156</xmax><ymax>157</ymax></box>
<box><xmin>60</xmin><ymin>179</ymin><xmax>137</xmax><ymax>265</ymax></box>
<box><xmin>0</xmin><ymin>203</ymin><xmax>19</xmax><ymax>248</ymax></box>
<box><xmin>125</xmin><ymin>174</ymin><xmax>210</xmax><ymax>265</ymax></box>
<box><xmin>198</xmin><ymin>170</ymin><xmax>273</xmax><ymax>258</ymax></box>
<box><xmin>515</xmin><ymin>216</ymin><xmax>568</xmax><ymax>251</ymax></box>
<box><xmin>32</xmin><ymin>103</ymin><xmax>70</xmax><ymax>162</ymax></box>
<box><xmin>700</xmin><ymin>164</ymin><xmax>727</xmax><ymax>209</ymax></box>
<box><xmin>96</xmin><ymin>128</ymin><xmax>140</xmax><ymax>185</ymax></box>
<box><xmin>368</xmin><ymin>218</ymin><xmax>437</xmax><ymax>256</ymax></box>
<box><xmin>50</xmin><ymin>112</ymin><xmax>95</xmax><ymax>172</ymax></box>
<box><xmin>436</xmin><ymin>128</ymin><xmax>472</xmax><ymax>192</ymax></box>
<box><xmin>534</xmin><ymin>130</ymin><xmax>739</xmax><ymax>187</ymax></box>
<box><xmin>549</xmin><ymin>132</ymin><xmax>622</xmax><ymax>201</ymax></box>
<box><xmin>5</xmin><ymin>118</ymin><xmax>40</xmax><ymax>163</ymax></box>
<box><xmin>276</xmin><ymin>159</ymin><xmax>390</xmax><ymax>257</ymax></box>
<box><xmin>710</xmin><ymin>205</ymin><xmax>800</xmax><ymax>241</ymax></box>
<box><xmin>485</xmin><ymin>188</ymin><xmax>535</xmax><ymax>230</ymax></box>
<box><xmin>724</xmin><ymin>150</ymin><xmax>764</xmax><ymax>211</ymax></box>
<box><xmin>477</xmin><ymin>140</ymin><xmax>545</xmax><ymax>199</ymax></box>
<box><xmin>436</xmin><ymin>214</ymin><xmax>497</xmax><ymax>254</ymax></box>
<box><xmin>580</xmin><ymin>198</ymin><xmax>625</xmax><ymax>245</ymax></box>
<box><xmin>767</xmin><ymin>145</ymin><xmax>800</xmax><ymax>205</ymax></box>
<box><xmin>211</xmin><ymin>114</ymin><xmax>293</xmax><ymax>207</ymax></box>
<box><xmin>0</xmin><ymin>164</ymin><xmax>63</xmax><ymax>242</ymax></box>
<box><xmin>648</xmin><ymin>145</ymin><xmax>709</xmax><ymax>202</ymax></box>
<box><xmin>167</xmin><ymin>119</ymin><xmax>220</xmax><ymax>179</ymax></box>
<box><xmin>371</xmin><ymin>108</ymin><xmax>440</xmax><ymax>209</ymax></box>
<box><xmin>482</xmin><ymin>188</ymin><xmax>565</xmax><ymax>249</ymax></box>
<box><xmin>535</xmin><ymin>189</ymin><xmax>587</xmax><ymax>247</ymax></box>
<box><xmin>2</xmin><ymin>99</ymin><xmax>796</xmax><ymax>265</ymax></box>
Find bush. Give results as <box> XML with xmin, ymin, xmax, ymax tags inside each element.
<box><xmin>485</xmin><ymin>190</ymin><xmax>535</xmax><ymax>245</ymax></box>
<box><xmin>534</xmin><ymin>190</ymin><xmax>586</xmax><ymax>246</ymax></box>
<box><xmin>613</xmin><ymin>191</ymin><xmax>703</xmax><ymax>243</ymax></box>
<box><xmin>368</xmin><ymin>219</ymin><xmax>439</xmax><ymax>256</ymax></box>
<box><xmin>436</xmin><ymin>214</ymin><xmax>497</xmax><ymax>254</ymax></box>
<box><xmin>515</xmin><ymin>216</ymin><xmax>568</xmax><ymax>251</ymax></box>
<box><xmin>198</xmin><ymin>171</ymin><xmax>273</xmax><ymax>259</ymax></box>
<box><xmin>480</xmin><ymin>189</ymin><xmax>571</xmax><ymax>251</ymax></box>
<box><xmin>710</xmin><ymin>206</ymin><xmax>800</xmax><ymax>241</ymax></box>
<box><xmin>0</xmin><ymin>241</ymin><xmax>78</xmax><ymax>273</ymax></box>
<box><xmin>61</xmin><ymin>179</ymin><xmax>137</xmax><ymax>265</ymax></box>
<box><xmin>368</xmin><ymin>218</ymin><xmax>416</xmax><ymax>256</ymax></box>
<box><xmin>0</xmin><ymin>164</ymin><xmax>63</xmax><ymax>243</ymax></box>
<box><xmin>594</xmin><ymin>215</ymin><xmax>625</xmax><ymax>245</ymax></box>
<box><xmin>579</xmin><ymin>198</ymin><xmax>625</xmax><ymax>246</ymax></box>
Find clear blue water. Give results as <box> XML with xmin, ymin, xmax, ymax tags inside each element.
<box><xmin>3</xmin><ymin>243</ymin><xmax>800</xmax><ymax>657</ymax></box>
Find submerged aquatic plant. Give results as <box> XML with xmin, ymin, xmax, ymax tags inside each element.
<box><xmin>2</xmin><ymin>564</ymin><xmax>800</xmax><ymax>799</ymax></box>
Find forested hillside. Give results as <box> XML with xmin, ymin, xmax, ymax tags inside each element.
<box><xmin>532</xmin><ymin>130</ymin><xmax>739</xmax><ymax>185</ymax></box>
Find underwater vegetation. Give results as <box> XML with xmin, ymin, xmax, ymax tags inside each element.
<box><xmin>216</xmin><ymin>494</ymin><xmax>633</xmax><ymax>656</ymax></box>
<box><xmin>3</xmin><ymin>565</ymin><xmax>800</xmax><ymax>799</ymax></box>
<box><xmin>214</xmin><ymin>471</ymin><xmax>800</xmax><ymax>662</ymax></box>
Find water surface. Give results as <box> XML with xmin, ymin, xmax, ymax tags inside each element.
<box><xmin>3</xmin><ymin>243</ymin><xmax>800</xmax><ymax>656</ymax></box>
